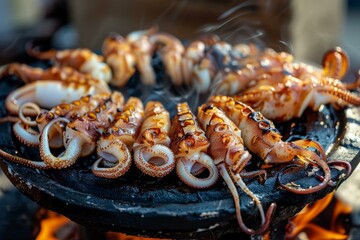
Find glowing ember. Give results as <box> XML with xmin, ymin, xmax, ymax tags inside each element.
<box><xmin>285</xmin><ymin>192</ymin><xmax>352</xmax><ymax>240</ymax></box>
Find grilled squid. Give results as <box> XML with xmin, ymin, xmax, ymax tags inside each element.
<box><xmin>213</xmin><ymin>49</ymin><xmax>293</xmax><ymax>96</ymax></box>
<box><xmin>150</xmin><ymin>33</ymin><xmax>185</xmax><ymax>85</ymax></box>
<box><xmin>3</xmin><ymin>78</ymin><xmax>111</xmax><ymax>167</ymax></box>
<box><xmin>126</xmin><ymin>28</ymin><xmax>157</xmax><ymax>85</ymax></box>
<box><xmin>231</xmin><ymin>48</ymin><xmax>358</xmax><ymax>122</ymax></box>
<box><xmin>26</xmin><ymin>46</ymin><xmax>112</xmax><ymax>84</ymax></box>
<box><xmin>170</xmin><ymin>102</ymin><xmax>218</xmax><ymax>189</ymax></box>
<box><xmin>208</xmin><ymin>95</ymin><xmax>351</xmax><ymax>194</ymax></box>
<box><xmin>322</xmin><ymin>46</ymin><xmax>349</xmax><ymax>80</ymax></box>
<box><xmin>102</xmin><ymin>33</ymin><xmax>136</xmax><ymax>87</ymax></box>
<box><xmin>133</xmin><ymin>101</ymin><xmax>175</xmax><ymax>177</ymax></box>
<box><xmin>191</xmin><ymin>42</ymin><xmax>231</xmax><ymax>94</ymax></box>
<box><xmin>192</xmin><ymin>55</ymin><xmax>217</xmax><ymax>93</ymax></box>
<box><xmin>235</xmin><ymin>74</ymin><xmax>360</xmax><ymax>122</ymax></box>
<box><xmin>0</xmin><ymin>64</ymin><xmax>110</xmax><ymax>92</ymax></box>
<box><xmin>181</xmin><ymin>41</ymin><xmax>206</xmax><ymax>86</ymax></box>
<box><xmin>197</xmin><ymin>104</ymin><xmax>276</xmax><ymax>235</ymax></box>
<box><xmin>0</xmin><ymin>93</ymin><xmax>114</xmax><ymax>169</ymax></box>
<box><xmin>4</xmin><ymin>70</ymin><xmax>110</xmax><ymax>117</ymax></box>
<box><xmin>14</xmin><ymin>93</ymin><xmax>111</xmax><ymax>148</ymax></box>
<box><xmin>92</xmin><ymin>97</ymin><xmax>144</xmax><ymax>178</ymax></box>
<box><xmin>39</xmin><ymin>92</ymin><xmax>124</xmax><ymax>169</ymax></box>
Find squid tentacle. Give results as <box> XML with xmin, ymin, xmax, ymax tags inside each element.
<box><xmin>13</xmin><ymin>121</ymin><xmax>40</xmax><ymax>147</ymax></box>
<box><xmin>92</xmin><ymin>140</ymin><xmax>132</xmax><ymax>179</ymax></box>
<box><xmin>133</xmin><ymin>101</ymin><xmax>175</xmax><ymax>177</ymax></box>
<box><xmin>197</xmin><ymin>104</ymin><xmax>275</xmax><ymax>235</ymax></box>
<box><xmin>0</xmin><ymin>116</ymin><xmax>19</xmax><ymax>124</ymax></box>
<box><xmin>322</xmin><ymin>46</ymin><xmax>349</xmax><ymax>80</ymax></box>
<box><xmin>326</xmin><ymin>160</ymin><xmax>352</xmax><ymax>178</ymax></box>
<box><xmin>39</xmin><ymin>117</ymin><xmax>83</xmax><ymax>169</ymax></box>
<box><xmin>134</xmin><ymin>144</ymin><xmax>175</xmax><ymax>177</ymax></box>
<box><xmin>92</xmin><ymin>97</ymin><xmax>144</xmax><ymax>178</ymax></box>
<box><xmin>176</xmin><ymin>152</ymin><xmax>219</xmax><ymax>189</ymax></box>
<box><xmin>208</xmin><ymin>96</ymin><xmax>341</xmax><ymax>195</ymax></box>
<box><xmin>219</xmin><ymin>164</ymin><xmax>276</xmax><ymax>235</ymax></box>
<box><xmin>0</xmin><ymin>148</ymin><xmax>49</xmax><ymax>169</ymax></box>
<box><xmin>315</xmin><ymin>85</ymin><xmax>360</xmax><ymax>107</ymax></box>
<box><xmin>270</xmin><ymin>139</ymin><xmax>333</xmax><ymax>194</ymax></box>
<box><xmin>18</xmin><ymin>102</ymin><xmax>41</xmax><ymax>126</ymax></box>
<box><xmin>170</xmin><ymin>102</ymin><xmax>218</xmax><ymax>188</ymax></box>
<box><xmin>12</xmin><ymin>103</ymin><xmax>43</xmax><ymax>147</ymax></box>
<box><xmin>292</xmin><ymin>139</ymin><xmax>326</xmax><ymax>161</ymax></box>
<box><xmin>277</xmin><ymin>152</ymin><xmax>331</xmax><ymax>194</ymax></box>
<box><xmin>316</xmin><ymin>160</ymin><xmax>352</xmax><ymax>187</ymax></box>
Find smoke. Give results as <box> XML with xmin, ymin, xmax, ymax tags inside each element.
<box><xmin>121</xmin><ymin>0</ymin><xmax>293</xmax><ymax>116</ymax></box>
<box><xmin>122</xmin><ymin>52</ymin><xmax>200</xmax><ymax>117</ymax></box>
<box><xmin>198</xmin><ymin>0</ymin><xmax>265</xmax><ymax>46</ymax></box>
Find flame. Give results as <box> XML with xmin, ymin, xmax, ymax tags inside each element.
<box><xmin>106</xmin><ymin>232</ymin><xmax>167</xmax><ymax>240</ymax></box>
<box><xmin>35</xmin><ymin>193</ymin><xmax>352</xmax><ymax>240</ymax></box>
<box><xmin>285</xmin><ymin>191</ymin><xmax>352</xmax><ymax>240</ymax></box>
<box><xmin>35</xmin><ymin>209</ymin><xmax>167</xmax><ymax>240</ymax></box>
<box><xmin>35</xmin><ymin>210</ymin><xmax>77</xmax><ymax>240</ymax></box>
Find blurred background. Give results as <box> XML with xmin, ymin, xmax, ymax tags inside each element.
<box><xmin>0</xmin><ymin>0</ymin><xmax>359</xmax><ymax>72</ymax></box>
<box><xmin>1</xmin><ymin>0</ymin><xmax>360</xmax><ymax>239</ymax></box>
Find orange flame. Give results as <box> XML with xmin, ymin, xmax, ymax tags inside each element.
<box><xmin>106</xmin><ymin>232</ymin><xmax>167</xmax><ymax>240</ymax></box>
<box><xmin>35</xmin><ymin>209</ymin><xmax>167</xmax><ymax>240</ymax></box>
<box><xmin>285</xmin><ymin>191</ymin><xmax>352</xmax><ymax>240</ymax></box>
<box><xmin>36</xmin><ymin>194</ymin><xmax>352</xmax><ymax>240</ymax></box>
<box><xmin>35</xmin><ymin>210</ymin><xmax>77</xmax><ymax>240</ymax></box>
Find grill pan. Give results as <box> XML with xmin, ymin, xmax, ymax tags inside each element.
<box><xmin>0</xmin><ymin>66</ymin><xmax>359</xmax><ymax>239</ymax></box>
